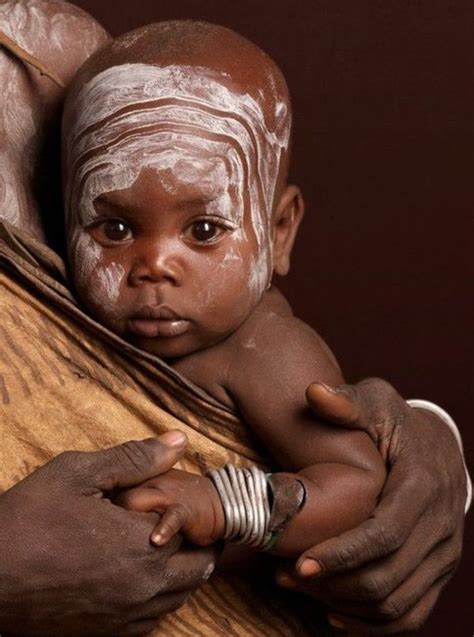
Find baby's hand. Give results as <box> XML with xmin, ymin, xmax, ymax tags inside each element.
<box><xmin>117</xmin><ymin>469</ymin><xmax>225</xmax><ymax>546</ymax></box>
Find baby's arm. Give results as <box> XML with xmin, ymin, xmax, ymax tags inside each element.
<box><xmin>220</xmin><ymin>296</ymin><xmax>387</xmax><ymax>556</ymax></box>
<box><xmin>120</xmin><ymin>291</ymin><xmax>386</xmax><ymax>559</ymax></box>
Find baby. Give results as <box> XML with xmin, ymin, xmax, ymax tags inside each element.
<box><xmin>63</xmin><ymin>21</ymin><xmax>386</xmax><ymax>568</ymax></box>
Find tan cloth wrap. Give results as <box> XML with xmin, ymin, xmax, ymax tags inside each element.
<box><xmin>0</xmin><ymin>220</ymin><xmax>329</xmax><ymax>636</ymax></box>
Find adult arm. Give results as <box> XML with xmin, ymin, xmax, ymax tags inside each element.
<box><xmin>277</xmin><ymin>379</ymin><xmax>468</xmax><ymax>635</ymax></box>
<box><xmin>0</xmin><ymin>432</ymin><xmax>218</xmax><ymax>636</ymax></box>
<box><xmin>120</xmin><ymin>294</ymin><xmax>386</xmax><ymax>557</ymax></box>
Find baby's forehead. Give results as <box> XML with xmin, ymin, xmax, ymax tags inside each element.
<box><xmin>65</xmin><ymin>61</ymin><xmax>288</xmax><ymax>197</ymax></box>
<box><xmin>99</xmin><ymin>158</ymin><xmax>231</xmax><ymax>208</ymax></box>
<box><xmin>64</xmin><ymin>28</ymin><xmax>291</xmax><ymax>245</ymax></box>
<box><xmin>68</xmin><ymin>62</ymin><xmax>284</xmax><ymax>140</ymax></box>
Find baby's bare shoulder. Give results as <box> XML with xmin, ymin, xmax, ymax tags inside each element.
<box><xmin>172</xmin><ymin>287</ymin><xmax>342</xmax><ymax>410</ymax></box>
<box><xmin>228</xmin><ymin>287</ymin><xmax>343</xmax><ymax>388</ymax></box>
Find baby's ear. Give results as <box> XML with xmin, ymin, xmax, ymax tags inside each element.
<box><xmin>272</xmin><ymin>185</ymin><xmax>304</xmax><ymax>276</ymax></box>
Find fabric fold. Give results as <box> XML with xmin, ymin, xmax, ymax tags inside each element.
<box><xmin>0</xmin><ymin>219</ymin><xmax>329</xmax><ymax>636</ymax></box>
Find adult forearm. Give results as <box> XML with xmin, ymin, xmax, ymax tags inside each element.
<box><xmin>408</xmin><ymin>399</ymin><xmax>472</xmax><ymax>511</ymax></box>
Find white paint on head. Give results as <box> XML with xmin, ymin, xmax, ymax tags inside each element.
<box><xmin>0</xmin><ymin>0</ymin><xmax>107</xmax><ymax>72</ymax></box>
<box><xmin>0</xmin><ymin>53</ymin><xmax>36</xmax><ymax>226</ymax></box>
<box><xmin>65</xmin><ymin>63</ymin><xmax>290</xmax><ymax>299</ymax></box>
<box><xmin>94</xmin><ymin>262</ymin><xmax>125</xmax><ymax>308</ymax></box>
<box><xmin>248</xmin><ymin>247</ymin><xmax>272</xmax><ymax>302</ymax></box>
<box><xmin>70</xmin><ymin>229</ymin><xmax>102</xmax><ymax>287</ymax></box>
<box><xmin>70</xmin><ymin>228</ymin><xmax>125</xmax><ymax>313</ymax></box>
<box><xmin>0</xmin><ymin>0</ymin><xmax>107</xmax><ymax>228</ymax></box>
<box><xmin>243</xmin><ymin>337</ymin><xmax>257</xmax><ymax>350</ymax></box>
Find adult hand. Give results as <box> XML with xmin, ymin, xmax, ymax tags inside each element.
<box><xmin>0</xmin><ymin>432</ymin><xmax>218</xmax><ymax>636</ymax></box>
<box><xmin>276</xmin><ymin>379</ymin><xmax>466</xmax><ymax>635</ymax></box>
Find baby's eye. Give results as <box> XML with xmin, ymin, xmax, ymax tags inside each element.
<box><xmin>88</xmin><ymin>219</ymin><xmax>133</xmax><ymax>245</ymax></box>
<box><xmin>102</xmin><ymin>220</ymin><xmax>132</xmax><ymax>242</ymax></box>
<box><xmin>184</xmin><ymin>220</ymin><xmax>227</xmax><ymax>245</ymax></box>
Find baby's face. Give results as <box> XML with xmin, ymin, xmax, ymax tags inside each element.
<box><xmin>71</xmin><ymin>161</ymin><xmax>266</xmax><ymax>358</ymax></box>
<box><xmin>65</xmin><ymin>63</ymin><xmax>290</xmax><ymax>358</ymax></box>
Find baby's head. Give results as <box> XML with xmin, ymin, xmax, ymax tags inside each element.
<box><xmin>63</xmin><ymin>21</ymin><xmax>303</xmax><ymax>359</ymax></box>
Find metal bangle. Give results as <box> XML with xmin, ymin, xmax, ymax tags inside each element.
<box><xmin>207</xmin><ymin>464</ymin><xmax>272</xmax><ymax>549</ymax></box>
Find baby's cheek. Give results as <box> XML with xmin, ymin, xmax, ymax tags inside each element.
<box><xmin>232</xmin><ymin>225</ymin><xmax>273</xmax><ymax>303</ymax></box>
<box><xmin>70</xmin><ymin>230</ymin><xmax>126</xmax><ymax>323</ymax></box>
<box><xmin>91</xmin><ymin>262</ymin><xmax>126</xmax><ymax>316</ymax></box>
<box><xmin>247</xmin><ymin>249</ymin><xmax>272</xmax><ymax>301</ymax></box>
<box><xmin>70</xmin><ymin>230</ymin><xmax>102</xmax><ymax>290</ymax></box>
<box><xmin>194</xmin><ymin>239</ymin><xmax>269</xmax><ymax>324</ymax></box>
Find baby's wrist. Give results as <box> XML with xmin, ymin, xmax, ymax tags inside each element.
<box><xmin>204</xmin><ymin>476</ymin><xmax>226</xmax><ymax>540</ymax></box>
<box><xmin>206</xmin><ymin>466</ymin><xmax>306</xmax><ymax>550</ymax></box>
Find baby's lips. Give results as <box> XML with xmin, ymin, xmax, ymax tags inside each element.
<box><xmin>127</xmin><ymin>317</ymin><xmax>191</xmax><ymax>338</ymax></box>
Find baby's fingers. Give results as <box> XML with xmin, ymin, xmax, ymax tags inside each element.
<box><xmin>116</xmin><ymin>487</ymin><xmax>167</xmax><ymax>513</ymax></box>
<box><xmin>151</xmin><ymin>504</ymin><xmax>188</xmax><ymax>546</ymax></box>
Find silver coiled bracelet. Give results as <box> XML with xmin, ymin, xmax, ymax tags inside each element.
<box><xmin>207</xmin><ymin>465</ymin><xmax>272</xmax><ymax>549</ymax></box>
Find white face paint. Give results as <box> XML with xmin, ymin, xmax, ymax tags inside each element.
<box><xmin>70</xmin><ymin>229</ymin><xmax>125</xmax><ymax>316</ymax></box>
<box><xmin>65</xmin><ymin>63</ymin><xmax>291</xmax><ymax>299</ymax></box>
<box><xmin>0</xmin><ymin>0</ymin><xmax>106</xmax><ymax>71</ymax></box>
<box><xmin>0</xmin><ymin>0</ymin><xmax>106</xmax><ymax>228</ymax></box>
<box><xmin>70</xmin><ymin>229</ymin><xmax>102</xmax><ymax>288</ymax></box>
<box><xmin>94</xmin><ymin>262</ymin><xmax>126</xmax><ymax>311</ymax></box>
<box><xmin>0</xmin><ymin>6</ymin><xmax>36</xmax><ymax>226</ymax></box>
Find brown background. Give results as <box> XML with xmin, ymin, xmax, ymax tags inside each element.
<box><xmin>71</xmin><ymin>1</ymin><xmax>473</xmax><ymax>634</ymax></box>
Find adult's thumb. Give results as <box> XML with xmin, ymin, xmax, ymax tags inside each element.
<box><xmin>305</xmin><ymin>382</ymin><xmax>362</xmax><ymax>427</ymax></box>
<box><xmin>63</xmin><ymin>431</ymin><xmax>187</xmax><ymax>492</ymax></box>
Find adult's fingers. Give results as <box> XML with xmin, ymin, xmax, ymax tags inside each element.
<box><xmin>298</xmin><ymin>490</ymin><xmax>456</xmax><ymax>604</ymax></box>
<box><xmin>317</xmin><ymin>531</ymin><xmax>460</xmax><ymax>619</ymax></box>
<box><xmin>306</xmin><ymin>378</ymin><xmax>407</xmax><ymax>457</ymax></box>
<box><xmin>294</xmin><ymin>469</ymin><xmax>428</xmax><ymax>578</ymax></box>
<box><xmin>50</xmin><ymin>431</ymin><xmax>187</xmax><ymax>492</ymax></box>
<box><xmin>156</xmin><ymin>545</ymin><xmax>218</xmax><ymax>594</ymax></box>
<box><xmin>327</xmin><ymin>573</ymin><xmax>451</xmax><ymax>635</ymax></box>
<box><xmin>306</xmin><ymin>382</ymin><xmax>362</xmax><ymax>427</ymax></box>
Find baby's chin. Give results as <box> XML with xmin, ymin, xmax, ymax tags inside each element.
<box><xmin>125</xmin><ymin>330</ymin><xmax>217</xmax><ymax>361</ymax></box>
<box><xmin>121</xmin><ymin>325</ymin><xmax>225</xmax><ymax>361</ymax></box>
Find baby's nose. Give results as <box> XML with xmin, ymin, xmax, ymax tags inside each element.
<box><xmin>128</xmin><ymin>240</ymin><xmax>183</xmax><ymax>287</ymax></box>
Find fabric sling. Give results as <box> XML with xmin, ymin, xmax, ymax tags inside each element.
<box><xmin>0</xmin><ymin>219</ymin><xmax>330</xmax><ymax>636</ymax></box>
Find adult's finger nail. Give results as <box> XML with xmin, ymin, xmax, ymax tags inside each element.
<box><xmin>327</xmin><ymin>615</ymin><xmax>346</xmax><ymax>630</ymax></box>
<box><xmin>151</xmin><ymin>531</ymin><xmax>164</xmax><ymax>545</ymax></box>
<box><xmin>276</xmin><ymin>572</ymin><xmax>297</xmax><ymax>588</ymax></box>
<box><xmin>160</xmin><ymin>430</ymin><xmax>187</xmax><ymax>448</ymax></box>
<box><xmin>318</xmin><ymin>382</ymin><xmax>337</xmax><ymax>394</ymax></box>
<box><xmin>298</xmin><ymin>557</ymin><xmax>322</xmax><ymax>577</ymax></box>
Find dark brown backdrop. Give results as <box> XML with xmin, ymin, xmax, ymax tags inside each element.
<box><xmin>71</xmin><ymin>1</ymin><xmax>473</xmax><ymax>634</ymax></box>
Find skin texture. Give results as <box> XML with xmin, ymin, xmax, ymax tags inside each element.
<box><xmin>68</xmin><ymin>166</ymin><xmax>278</xmax><ymax>359</ymax></box>
<box><xmin>60</xmin><ymin>21</ymin><xmax>468</xmax><ymax>634</ymax></box>
<box><xmin>121</xmin><ymin>288</ymin><xmax>387</xmax><ymax>556</ymax></box>
<box><xmin>62</xmin><ymin>22</ymin><xmax>294</xmax><ymax>348</ymax></box>
<box><xmin>0</xmin><ymin>9</ymin><xmax>467</xmax><ymax>636</ymax></box>
<box><xmin>277</xmin><ymin>380</ymin><xmax>467</xmax><ymax>635</ymax></box>
<box><xmin>0</xmin><ymin>5</ymin><xmax>217</xmax><ymax>635</ymax></box>
<box><xmin>0</xmin><ymin>0</ymin><xmax>109</xmax><ymax>242</ymax></box>
<box><xmin>0</xmin><ymin>432</ymin><xmax>219</xmax><ymax>636</ymax></box>
<box><xmin>63</xmin><ymin>23</ymin><xmax>387</xmax><ymax>559</ymax></box>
